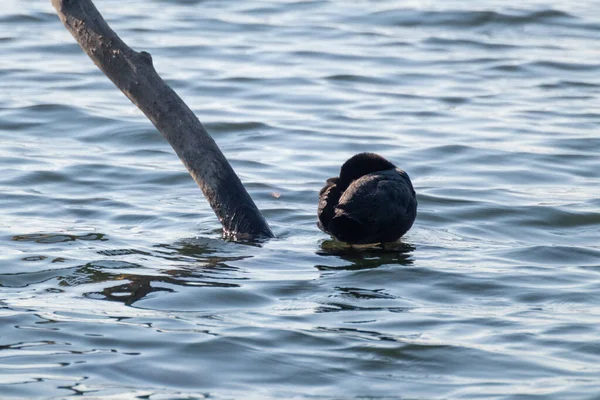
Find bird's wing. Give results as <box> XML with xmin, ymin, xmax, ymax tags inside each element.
<box><xmin>332</xmin><ymin>170</ymin><xmax>416</xmax><ymax>243</ymax></box>
<box><xmin>317</xmin><ymin>177</ymin><xmax>341</xmax><ymax>233</ymax></box>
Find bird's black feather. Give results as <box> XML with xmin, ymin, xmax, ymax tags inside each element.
<box><xmin>318</xmin><ymin>153</ymin><xmax>417</xmax><ymax>244</ymax></box>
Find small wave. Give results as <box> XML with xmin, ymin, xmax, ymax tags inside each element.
<box><xmin>323</xmin><ymin>74</ymin><xmax>394</xmax><ymax>85</ymax></box>
<box><xmin>499</xmin><ymin>245</ymin><xmax>600</xmax><ymax>268</ymax></box>
<box><xmin>530</xmin><ymin>61</ymin><xmax>600</xmax><ymax>72</ymax></box>
<box><xmin>204</xmin><ymin>121</ymin><xmax>273</xmax><ymax>135</ymax></box>
<box><xmin>366</xmin><ymin>8</ymin><xmax>575</xmax><ymax>29</ymax></box>
<box><xmin>13</xmin><ymin>233</ymin><xmax>108</xmax><ymax>244</ymax></box>
<box><xmin>423</xmin><ymin>37</ymin><xmax>519</xmax><ymax>50</ymax></box>
<box><xmin>483</xmin><ymin>60</ymin><xmax>600</xmax><ymax>76</ymax></box>
<box><xmin>539</xmin><ymin>80</ymin><xmax>600</xmax><ymax>89</ymax></box>
<box><xmin>0</xmin><ymin>12</ymin><xmax>55</xmax><ymax>24</ymax></box>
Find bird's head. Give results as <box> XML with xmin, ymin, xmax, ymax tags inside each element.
<box><xmin>338</xmin><ymin>153</ymin><xmax>396</xmax><ymax>190</ymax></box>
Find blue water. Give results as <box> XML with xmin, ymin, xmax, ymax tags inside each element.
<box><xmin>2</xmin><ymin>0</ymin><xmax>600</xmax><ymax>398</ymax></box>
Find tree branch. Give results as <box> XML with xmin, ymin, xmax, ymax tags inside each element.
<box><xmin>51</xmin><ymin>0</ymin><xmax>273</xmax><ymax>240</ymax></box>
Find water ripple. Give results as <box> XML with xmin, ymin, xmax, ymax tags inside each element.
<box><xmin>1</xmin><ymin>0</ymin><xmax>600</xmax><ymax>398</ymax></box>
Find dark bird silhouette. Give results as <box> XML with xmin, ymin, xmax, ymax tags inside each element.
<box><xmin>318</xmin><ymin>153</ymin><xmax>417</xmax><ymax>244</ymax></box>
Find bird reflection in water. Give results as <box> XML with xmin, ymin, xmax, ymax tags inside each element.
<box><xmin>314</xmin><ymin>241</ymin><xmax>416</xmax><ymax>314</ymax></box>
<box><xmin>316</xmin><ymin>240</ymin><xmax>415</xmax><ymax>271</ymax></box>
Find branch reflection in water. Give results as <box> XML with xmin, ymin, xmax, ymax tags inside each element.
<box><xmin>12</xmin><ymin>231</ymin><xmax>416</xmax><ymax>316</ymax></box>
<box><xmin>63</xmin><ymin>238</ymin><xmax>252</xmax><ymax>306</ymax></box>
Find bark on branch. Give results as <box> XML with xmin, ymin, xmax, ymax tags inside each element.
<box><xmin>51</xmin><ymin>0</ymin><xmax>273</xmax><ymax>240</ymax></box>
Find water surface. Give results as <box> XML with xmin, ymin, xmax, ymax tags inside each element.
<box><xmin>2</xmin><ymin>0</ymin><xmax>600</xmax><ymax>398</ymax></box>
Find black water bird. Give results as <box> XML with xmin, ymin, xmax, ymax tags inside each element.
<box><xmin>318</xmin><ymin>153</ymin><xmax>417</xmax><ymax>244</ymax></box>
